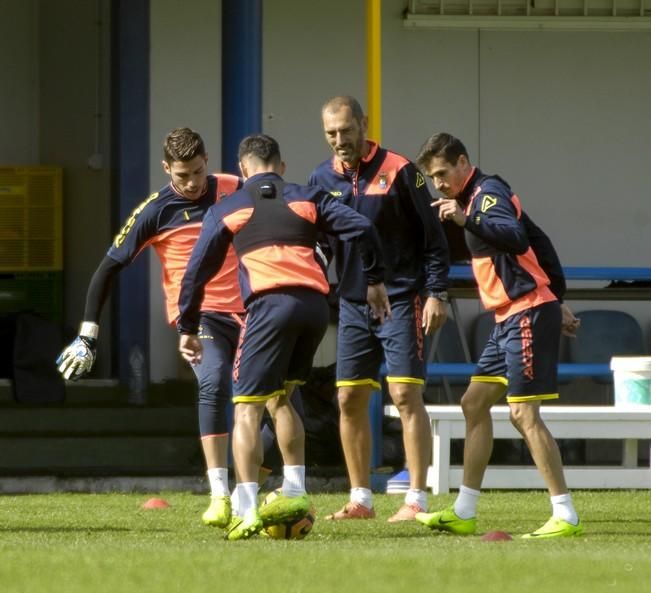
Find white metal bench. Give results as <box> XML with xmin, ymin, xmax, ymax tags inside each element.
<box><xmin>384</xmin><ymin>404</ymin><xmax>651</xmax><ymax>494</ymax></box>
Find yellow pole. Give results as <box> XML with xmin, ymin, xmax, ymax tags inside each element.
<box><xmin>366</xmin><ymin>0</ymin><xmax>381</xmax><ymax>143</ymax></box>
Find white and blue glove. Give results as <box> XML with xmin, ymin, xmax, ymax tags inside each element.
<box><xmin>56</xmin><ymin>322</ymin><xmax>99</xmax><ymax>381</ymax></box>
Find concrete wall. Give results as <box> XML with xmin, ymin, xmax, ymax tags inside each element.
<box><xmin>148</xmin><ymin>0</ymin><xmax>223</xmax><ymax>381</ymax></box>
<box><xmin>0</xmin><ymin>1</ymin><xmax>39</xmax><ymax>164</ymax></box>
<box><xmin>478</xmin><ymin>31</ymin><xmax>651</xmax><ymax>266</ymax></box>
<box><xmin>262</xmin><ymin>0</ymin><xmax>367</xmax><ymax>182</ymax></box>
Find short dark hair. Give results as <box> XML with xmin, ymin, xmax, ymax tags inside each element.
<box><xmin>416</xmin><ymin>133</ymin><xmax>469</xmax><ymax>169</ymax></box>
<box><xmin>238</xmin><ymin>134</ymin><xmax>281</xmax><ymax>164</ymax></box>
<box><xmin>163</xmin><ymin>128</ymin><xmax>206</xmax><ymax>163</ymax></box>
<box><xmin>321</xmin><ymin>95</ymin><xmax>365</xmax><ymax>123</ymax></box>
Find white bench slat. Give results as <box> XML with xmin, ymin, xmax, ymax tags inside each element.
<box><xmin>444</xmin><ymin>467</ymin><xmax>651</xmax><ymax>490</ymax></box>
<box><xmin>385</xmin><ymin>404</ymin><xmax>651</xmax><ymax>493</ymax></box>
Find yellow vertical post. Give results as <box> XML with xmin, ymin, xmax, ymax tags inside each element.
<box><xmin>367</xmin><ymin>1</ymin><xmax>383</xmax><ymax>468</ymax></box>
<box><xmin>366</xmin><ymin>0</ymin><xmax>382</xmax><ymax>143</ymax></box>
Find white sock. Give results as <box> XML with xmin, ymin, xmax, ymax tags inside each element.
<box><xmin>405</xmin><ymin>488</ymin><xmax>428</xmax><ymax>510</ymax></box>
<box><xmin>454</xmin><ymin>485</ymin><xmax>480</xmax><ymax>519</ymax></box>
<box><xmin>231</xmin><ymin>485</ymin><xmax>241</xmax><ymax>517</ymax></box>
<box><xmin>282</xmin><ymin>465</ymin><xmax>306</xmax><ymax>497</ymax></box>
<box><xmin>350</xmin><ymin>487</ymin><xmax>373</xmax><ymax>510</ymax></box>
<box><xmin>207</xmin><ymin>467</ymin><xmax>229</xmax><ymax>497</ymax></box>
<box><xmin>237</xmin><ymin>482</ymin><xmax>259</xmax><ymax>517</ymax></box>
<box><xmin>551</xmin><ymin>493</ymin><xmax>578</xmax><ymax>525</ymax></box>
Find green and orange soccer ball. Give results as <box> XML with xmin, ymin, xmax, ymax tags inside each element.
<box><xmin>261</xmin><ymin>489</ymin><xmax>316</xmax><ymax>540</ymax></box>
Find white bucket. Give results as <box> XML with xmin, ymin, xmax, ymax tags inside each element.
<box><xmin>610</xmin><ymin>357</ymin><xmax>651</xmax><ymax>407</ymax></box>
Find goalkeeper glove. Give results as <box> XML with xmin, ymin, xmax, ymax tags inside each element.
<box><xmin>56</xmin><ymin>322</ymin><xmax>99</xmax><ymax>381</ymax></box>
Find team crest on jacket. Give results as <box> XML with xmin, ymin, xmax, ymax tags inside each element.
<box><xmin>416</xmin><ymin>172</ymin><xmax>425</xmax><ymax>188</ymax></box>
<box><xmin>481</xmin><ymin>195</ymin><xmax>497</xmax><ymax>212</ymax></box>
<box><xmin>378</xmin><ymin>172</ymin><xmax>388</xmax><ymax>189</ymax></box>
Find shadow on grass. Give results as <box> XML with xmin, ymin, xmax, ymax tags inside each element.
<box><xmin>585</xmin><ymin>518</ymin><xmax>651</xmax><ymax>524</ymax></box>
<box><xmin>0</xmin><ymin>526</ymin><xmax>172</xmax><ymax>533</ymax></box>
<box><xmin>315</xmin><ymin>529</ymin><xmax>442</xmax><ymax>541</ymax></box>
<box><xmin>588</xmin><ymin>532</ymin><xmax>651</xmax><ymax>537</ymax></box>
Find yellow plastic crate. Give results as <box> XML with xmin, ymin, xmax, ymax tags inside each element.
<box><xmin>0</xmin><ymin>166</ymin><xmax>63</xmax><ymax>271</ymax></box>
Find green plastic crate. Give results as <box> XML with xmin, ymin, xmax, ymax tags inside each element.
<box><xmin>0</xmin><ymin>272</ymin><xmax>63</xmax><ymax>323</ymax></box>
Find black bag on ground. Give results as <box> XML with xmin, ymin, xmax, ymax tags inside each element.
<box><xmin>0</xmin><ymin>314</ymin><xmax>17</xmax><ymax>380</ymax></box>
<box><xmin>12</xmin><ymin>312</ymin><xmax>66</xmax><ymax>404</ymax></box>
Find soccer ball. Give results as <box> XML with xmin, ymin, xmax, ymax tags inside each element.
<box><xmin>261</xmin><ymin>489</ymin><xmax>316</xmax><ymax>540</ymax></box>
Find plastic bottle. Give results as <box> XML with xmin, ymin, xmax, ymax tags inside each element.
<box><xmin>128</xmin><ymin>345</ymin><xmax>148</xmax><ymax>405</ymax></box>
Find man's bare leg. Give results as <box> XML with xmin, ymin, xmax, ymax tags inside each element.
<box><xmin>415</xmin><ymin>381</ymin><xmax>504</xmax><ymax>533</ymax></box>
<box><xmin>325</xmin><ymin>384</ymin><xmax>376</xmax><ymax>519</ymax></box>
<box><xmin>510</xmin><ymin>401</ymin><xmax>567</xmax><ymax>494</ymax></box>
<box><xmin>388</xmin><ymin>382</ymin><xmax>431</xmax><ymax>490</ymax></box>
<box><xmin>265</xmin><ymin>386</ymin><xmax>305</xmax><ymax>466</ymax></box>
<box><xmin>510</xmin><ymin>401</ymin><xmax>580</xmax><ymax>536</ymax></box>
<box><xmin>338</xmin><ymin>384</ymin><xmax>372</xmax><ymax>489</ymax></box>
<box><xmin>460</xmin><ymin>382</ymin><xmax>506</xmax><ymax>489</ymax></box>
<box><xmin>201</xmin><ymin>434</ymin><xmax>229</xmax><ymax>469</ymax></box>
<box><xmin>265</xmin><ymin>386</ymin><xmax>307</xmax><ymax>496</ymax></box>
<box><xmin>232</xmin><ymin>402</ymin><xmax>266</xmax><ymax>510</ymax></box>
<box><xmin>385</xmin><ymin>381</ymin><xmax>432</xmax><ymax>521</ymax></box>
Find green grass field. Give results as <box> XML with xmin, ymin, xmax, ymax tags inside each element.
<box><xmin>1</xmin><ymin>490</ymin><xmax>650</xmax><ymax>593</ymax></box>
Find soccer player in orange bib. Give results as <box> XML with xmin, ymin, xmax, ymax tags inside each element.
<box><xmin>177</xmin><ymin>134</ymin><xmax>388</xmax><ymax>540</ymax></box>
<box><xmin>414</xmin><ymin>132</ymin><xmax>582</xmax><ymax>539</ymax></box>
<box><xmin>58</xmin><ymin>128</ymin><xmax>263</xmax><ymax>527</ymax></box>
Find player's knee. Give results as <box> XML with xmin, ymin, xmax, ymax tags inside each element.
<box><xmin>460</xmin><ymin>391</ymin><xmax>490</xmax><ymax>422</ymax></box>
<box><xmin>265</xmin><ymin>397</ymin><xmax>280</xmax><ymax>418</ymax></box>
<box><xmin>197</xmin><ymin>382</ymin><xmax>230</xmax><ymax>403</ymax></box>
<box><xmin>234</xmin><ymin>401</ymin><xmax>265</xmax><ymax>427</ymax></box>
<box><xmin>337</xmin><ymin>389</ymin><xmax>367</xmax><ymax>417</ymax></box>
<box><xmin>197</xmin><ymin>399</ymin><xmax>229</xmax><ymax>435</ymax></box>
<box><xmin>198</xmin><ymin>390</ymin><xmax>228</xmax><ymax>417</ymax></box>
<box><xmin>389</xmin><ymin>385</ymin><xmax>424</xmax><ymax>415</ymax></box>
<box><xmin>266</xmin><ymin>393</ymin><xmax>290</xmax><ymax>417</ymax></box>
<box><xmin>509</xmin><ymin>404</ymin><xmax>539</xmax><ymax>434</ymax></box>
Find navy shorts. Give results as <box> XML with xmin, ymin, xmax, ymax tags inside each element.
<box><xmin>232</xmin><ymin>288</ymin><xmax>329</xmax><ymax>403</ymax></box>
<box><xmin>473</xmin><ymin>300</ymin><xmax>561</xmax><ymax>402</ymax></box>
<box><xmin>336</xmin><ymin>293</ymin><xmax>425</xmax><ymax>389</ymax></box>
<box><xmin>192</xmin><ymin>311</ymin><xmax>243</xmax><ymax>436</ymax></box>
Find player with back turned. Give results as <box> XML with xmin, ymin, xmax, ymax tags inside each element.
<box><xmin>177</xmin><ymin>133</ymin><xmax>389</xmax><ymax>540</ymax></box>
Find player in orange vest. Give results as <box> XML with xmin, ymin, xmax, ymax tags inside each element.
<box><xmin>177</xmin><ymin>133</ymin><xmax>389</xmax><ymax>540</ymax></box>
<box><xmin>415</xmin><ymin>132</ymin><xmax>582</xmax><ymax>539</ymax></box>
<box><xmin>58</xmin><ymin>128</ymin><xmax>270</xmax><ymax>527</ymax></box>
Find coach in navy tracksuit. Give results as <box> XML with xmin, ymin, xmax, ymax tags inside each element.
<box><xmin>309</xmin><ymin>95</ymin><xmax>450</xmax><ymax>522</ymax></box>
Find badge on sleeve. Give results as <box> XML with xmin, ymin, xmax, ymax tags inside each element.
<box><xmin>480</xmin><ymin>195</ymin><xmax>497</xmax><ymax>212</ymax></box>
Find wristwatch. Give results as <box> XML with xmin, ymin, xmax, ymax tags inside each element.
<box><xmin>425</xmin><ymin>290</ymin><xmax>449</xmax><ymax>303</ymax></box>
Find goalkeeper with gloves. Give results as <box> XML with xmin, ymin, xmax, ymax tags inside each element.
<box><xmin>57</xmin><ymin>127</ymin><xmax>280</xmax><ymax>528</ymax></box>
